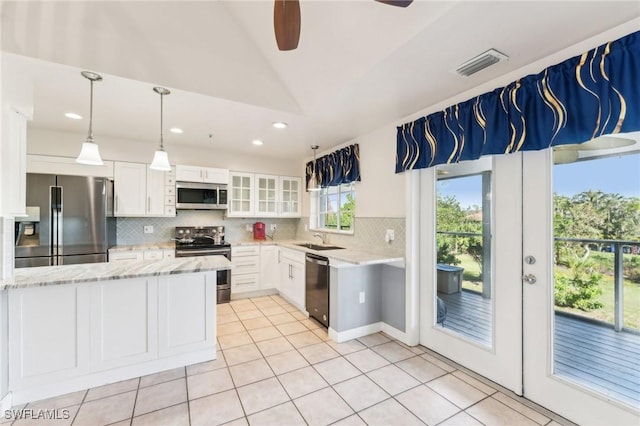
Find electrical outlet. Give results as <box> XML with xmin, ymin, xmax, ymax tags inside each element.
<box><xmin>359</xmin><ymin>291</ymin><xmax>365</xmax><ymax>304</ymax></box>
<box><xmin>144</xmin><ymin>225</ymin><xmax>154</xmax><ymax>234</ymax></box>
<box><xmin>270</xmin><ymin>224</ymin><xmax>277</xmax><ymax>231</ymax></box>
<box><xmin>385</xmin><ymin>229</ymin><xmax>394</xmax><ymax>242</ymax></box>
<box><xmin>245</xmin><ymin>224</ymin><xmax>252</xmax><ymax>232</ymax></box>
<box><xmin>304</xmin><ymin>224</ymin><xmax>308</xmax><ymax>231</ymax></box>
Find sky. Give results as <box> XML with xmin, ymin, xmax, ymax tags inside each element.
<box><xmin>437</xmin><ymin>152</ymin><xmax>640</xmax><ymax>209</ymax></box>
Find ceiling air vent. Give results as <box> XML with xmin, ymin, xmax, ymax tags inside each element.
<box><xmin>454</xmin><ymin>49</ymin><xmax>509</xmax><ymax>77</ymax></box>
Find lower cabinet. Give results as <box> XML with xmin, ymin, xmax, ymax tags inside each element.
<box><xmin>109</xmin><ymin>249</ymin><xmax>175</xmax><ymax>262</ymax></box>
<box><xmin>158</xmin><ymin>272</ymin><xmax>216</xmax><ymax>357</ymax></box>
<box><xmin>280</xmin><ymin>248</ymin><xmax>305</xmax><ymax>309</ymax></box>
<box><xmin>231</xmin><ymin>246</ymin><xmax>260</xmax><ymax>294</ymax></box>
<box><xmin>260</xmin><ymin>245</ymin><xmax>280</xmax><ymax>291</ymax></box>
<box><xmin>7</xmin><ymin>272</ymin><xmax>216</xmax><ymax>399</ymax></box>
<box><xmin>8</xmin><ymin>284</ymin><xmax>91</xmax><ymax>390</ymax></box>
<box><xmin>90</xmin><ymin>278</ymin><xmax>158</xmax><ymax>371</ymax></box>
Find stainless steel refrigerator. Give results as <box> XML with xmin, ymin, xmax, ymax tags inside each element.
<box><xmin>15</xmin><ymin>173</ymin><xmax>116</xmax><ymax>268</ymax></box>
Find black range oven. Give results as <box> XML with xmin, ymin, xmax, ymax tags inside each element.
<box><xmin>174</xmin><ymin>226</ymin><xmax>231</xmax><ymax>304</ymax></box>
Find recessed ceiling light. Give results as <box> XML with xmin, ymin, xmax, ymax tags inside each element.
<box><xmin>170</xmin><ymin>128</ymin><xmax>183</xmax><ymax>134</ymax></box>
<box><xmin>272</xmin><ymin>122</ymin><xmax>288</xmax><ymax>129</ymax></box>
<box><xmin>65</xmin><ymin>112</ymin><xmax>82</xmax><ymax>120</ymax></box>
<box><xmin>252</xmin><ymin>139</ymin><xmax>264</xmax><ymax>146</ymax></box>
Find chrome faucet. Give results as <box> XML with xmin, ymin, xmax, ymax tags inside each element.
<box><xmin>313</xmin><ymin>232</ymin><xmax>327</xmax><ymax>244</ymax></box>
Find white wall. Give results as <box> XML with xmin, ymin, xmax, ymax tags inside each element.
<box><xmin>301</xmin><ymin>125</ymin><xmax>405</xmax><ymax>219</ymax></box>
<box><xmin>27</xmin><ymin>128</ymin><xmax>302</xmax><ymax>177</ymax></box>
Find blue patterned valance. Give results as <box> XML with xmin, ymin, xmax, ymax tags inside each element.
<box><xmin>306</xmin><ymin>144</ymin><xmax>361</xmax><ymax>188</ymax></box>
<box><xmin>396</xmin><ymin>30</ymin><xmax>640</xmax><ymax>172</ymax></box>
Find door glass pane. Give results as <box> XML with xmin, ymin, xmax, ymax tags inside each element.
<box><xmin>552</xmin><ymin>147</ymin><xmax>640</xmax><ymax>406</ymax></box>
<box><xmin>436</xmin><ymin>166</ymin><xmax>493</xmax><ymax>347</ymax></box>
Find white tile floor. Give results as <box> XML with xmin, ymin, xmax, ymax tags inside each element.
<box><xmin>6</xmin><ymin>295</ymin><xmax>574</xmax><ymax>426</ymax></box>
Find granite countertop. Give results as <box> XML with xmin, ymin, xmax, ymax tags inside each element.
<box><xmin>1</xmin><ymin>255</ymin><xmax>232</xmax><ymax>290</ymax></box>
<box><xmin>229</xmin><ymin>240</ymin><xmax>404</xmax><ymax>267</ymax></box>
<box><xmin>109</xmin><ymin>242</ymin><xmax>176</xmax><ymax>252</ymax></box>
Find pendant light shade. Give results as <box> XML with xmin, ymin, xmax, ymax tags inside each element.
<box><xmin>149</xmin><ymin>86</ymin><xmax>172</xmax><ymax>171</ymax></box>
<box><xmin>307</xmin><ymin>145</ymin><xmax>320</xmax><ymax>191</ymax></box>
<box><xmin>76</xmin><ymin>71</ymin><xmax>104</xmax><ymax>165</ymax></box>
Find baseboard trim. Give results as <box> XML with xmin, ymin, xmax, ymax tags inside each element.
<box><xmin>9</xmin><ymin>349</ymin><xmax>214</xmax><ymax>406</ymax></box>
<box><xmin>329</xmin><ymin>323</ymin><xmax>383</xmax><ymax>343</ymax></box>
<box><xmin>381</xmin><ymin>323</ymin><xmax>407</xmax><ymax>343</ymax></box>
<box><xmin>1</xmin><ymin>392</ymin><xmax>12</xmax><ymax>413</ymax></box>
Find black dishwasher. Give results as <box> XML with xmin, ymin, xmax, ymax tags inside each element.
<box><xmin>305</xmin><ymin>253</ymin><xmax>329</xmax><ymax>328</ymax></box>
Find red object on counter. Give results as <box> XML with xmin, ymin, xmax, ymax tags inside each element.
<box><xmin>253</xmin><ymin>222</ymin><xmax>266</xmax><ymax>240</ymax></box>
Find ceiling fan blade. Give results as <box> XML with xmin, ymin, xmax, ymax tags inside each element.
<box><xmin>374</xmin><ymin>0</ymin><xmax>413</xmax><ymax>7</ymax></box>
<box><xmin>274</xmin><ymin>0</ymin><xmax>301</xmax><ymax>51</ymax></box>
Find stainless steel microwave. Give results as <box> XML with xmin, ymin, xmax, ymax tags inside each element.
<box><xmin>176</xmin><ymin>181</ymin><xmax>228</xmax><ymax>210</ymax></box>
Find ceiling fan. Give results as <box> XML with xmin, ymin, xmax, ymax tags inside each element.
<box><xmin>274</xmin><ymin>0</ymin><xmax>413</xmax><ymax>51</ymax></box>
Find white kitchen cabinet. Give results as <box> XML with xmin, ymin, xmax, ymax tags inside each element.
<box><xmin>90</xmin><ymin>278</ymin><xmax>158</xmax><ymax>371</ymax></box>
<box><xmin>27</xmin><ymin>154</ymin><xmax>114</xmax><ymax>178</ymax></box>
<box><xmin>260</xmin><ymin>245</ymin><xmax>280</xmax><ymax>291</ymax></box>
<box><xmin>158</xmin><ymin>272</ymin><xmax>217</xmax><ymax>357</ymax></box>
<box><xmin>255</xmin><ymin>174</ymin><xmax>279</xmax><ymax>217</ymax></box>
<box><xmin>114</xmin><ymin>162</ymin><xmax>176</xmax><ymax>217</ymax></box>
<box><xmin>3</xmin><ymin>109</ymin><xmax>28</xmax><ymax>217</ymax></box>
<box><xmin>114</xmin><ymin>162</ymin><xmax>147</xmax><ymax>216</ymax></box>
<box><xmin>279</xmin><ymin>176</ymin><xmax>302</xmax><ymax>217</ymax></box>
<box><xmin>176</xmin><ymin>165</ymin><xmax>229</xmax><ymax>184</ymax></box>
<box><xmin>231</xmin><ymin>245</ymin><xmax>260</xmax><ymax>294</ymax></box>
<box><xmin>228</xmin><ymin>172</ymin><xmax>255</xmax><ymax>217</ymax></box>
<box><xmin>8</xmin><ymin>284</ymin><xmax>91</xmax><ymax>390</ymax></box>
<box><xmin>109</xmin><ymin>251</ymin><xmax>144</xmax><ymax>262</ymax></box>
<box><xmin>280</xmin><ymin>248</ymin><xmax>305</xmax><ymax>310</ymax></box>
<box><xmin>109</xmin><ymin>249</ymin><xmax>174</xmax><ymax>262</ymax></box>
<box><xmin>229</xmin><ymin>171</ymin><xmax>302</xmax><ymax>218</ymax></box>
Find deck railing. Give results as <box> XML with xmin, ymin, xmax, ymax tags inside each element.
<box><xmin>555</xmin><ymin>237</ymin><xmax>639</xmax><ymax>332</ymax></box>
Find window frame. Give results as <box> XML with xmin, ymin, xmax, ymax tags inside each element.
<box><xmin>309</xmin><ymin>182</ymin><xmax>355</xmax><ymax>235</ymax></box>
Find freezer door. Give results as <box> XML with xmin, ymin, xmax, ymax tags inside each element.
<box><xmin>15</xmin><ymin>256</ymin><xmax>54</xmax><ymax>268</ymax></box>
<box><xmin>57</xmin><ymin>175</ymin><xmax>108</xmax><ymax>256</ymax></box>
<box><xmin>14</xmin><ymin>174</ymin><xmax>57</xmax><ymax>259</ymax></box>
<box><xmin>58</xmin><ymin>253</ymin><xmax>107</xmax><ymax>266</ymax></box>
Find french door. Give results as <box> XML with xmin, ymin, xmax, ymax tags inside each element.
<box><xmin>419</xmin><ymin>153</ymin><xmax>523</xmax><ymax>395</ymax></box>
<box><xmin>522</xmin><ymin>149</ymin><xmax>639</xmax><ymax>425</ymax></box>
<box><xmin>418</xmin><ymin>148</ymin><xmax>639</xmax><ymax>424</ymax></box>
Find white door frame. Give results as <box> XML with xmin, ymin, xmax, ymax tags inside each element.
<box><xmin>522</xmin><ymin>149</ymin><xmax>639</xmax><ymax>425</ymax></box>
<box><xmin>415</xmin><ymin>153</ymin><xmax>523</xmax><ymax>394</ymax></box>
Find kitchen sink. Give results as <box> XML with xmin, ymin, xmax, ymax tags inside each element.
<box><xmin>295</xmin><ymin>243</ymin><xmax>345</xmax><ymax>251</ymax></box>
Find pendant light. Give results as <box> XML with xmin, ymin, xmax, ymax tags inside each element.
<box><xmin>307</xmin><ymin>145</ymin><xmax>320</xmax><ymax>191</ymax></box>
<box><xmin>76</xmin><ymin>71</ymin><xmax>104</xmax><ymax>165</ymax></box>
<box><xmin>149</xmin><ymin>86</ymin><xmax>172</xmax><ymax>171</ymax></box>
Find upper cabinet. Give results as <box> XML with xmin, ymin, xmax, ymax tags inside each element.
<box><xmin>279</xmin><ymin>176</ymin><xmax>301</xmax><ymax>218</ymax></box>
<box><xmin>228</xmin><ymin>171</ymin><xmax>301</xmax><ymax>218</ymax></box>
<box><xmin>255</xmin><ymin>174</ymin><xmax>279</xmax><ymax>217</ymax></box>
<box><xmin>27</xmin><ymin>155</ymin><xmax>114</xmax><ymax>178</ymax></box>
<box><xmin>228</xmin><ymin>172</ymin><xmax>254</xmax><ymax>217</ymax></box>
<box><xmin>176</xmin><ymin>165</ymin><xmax>229</xmax><ymax>184</ymax></box>
<box><xmin>114</xmin><ymin>162</ymin><xmax>176</xmax><ymax>217</ymax></box>
<box><xmin>2</xmin><ymin>109</ymin><xmax>28</xmax><ymax>217</ymax></box>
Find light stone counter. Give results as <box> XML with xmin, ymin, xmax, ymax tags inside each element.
<box><xmin>2</xmin><ymin>255</ymin><xmax>232</xmax><ymax>290</ymax></box>
<box><xmin>108</xmin><ymin>242</ymin><xmax>176</xmax><ymax>252</ymax></box>
<box><xmin>228</xmin><ymin>240</ymin><xmax>404</xmax><ymax>267</ymax></box>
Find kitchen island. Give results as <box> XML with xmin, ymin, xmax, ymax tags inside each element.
<box><xmin>1</xmin><ymin>256</ymin><xmax>231</xmax><ymax>406</ymax></box>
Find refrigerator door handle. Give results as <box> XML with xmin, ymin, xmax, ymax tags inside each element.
<box><xmin>50</xmin><ymin>186</ymin><xmax>62</xmax><ymax>263</ymax></box>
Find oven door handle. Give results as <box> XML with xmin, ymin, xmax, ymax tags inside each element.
<box><xmin>176</xmin><ymin>249</ymin><xmax>230</xmax><ymax>256</ymax></box>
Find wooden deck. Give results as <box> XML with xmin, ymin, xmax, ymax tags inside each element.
<box><xmin>438</xmin><ymin>290</ymin><xmax>492</xmax><ymax>345</ymax></box>
<box><xmin>554</xmin><ymin>313</ymin><xmax>640</xmax><ymax>408</ymax></box>
<box><xmin>437</xmin><ymin>290</ymin><xmax>640</xmax><ymax>408</ymax></box>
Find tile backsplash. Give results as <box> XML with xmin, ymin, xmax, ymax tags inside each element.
<box><xmin>295</xmin><ymin>217</ymin><xmax>405</xmax><ymax>256</ymax></box>
<box><xmin>116</xmin><ymin>211</ymin><xmax>298</xmax><ymax>245</ymax></box>
<box><xmin>116</xmin><ymin>212</ymin><xmax>405</xmax><ymax>257</ymax></box>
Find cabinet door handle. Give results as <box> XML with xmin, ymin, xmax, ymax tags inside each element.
<box><xmin>147</xmin><ymin>196</ymin><xmax>151</xmax><ymax>212</ymax></box>
<box><xmin>115</xmin><ymin>195</ymin><xmax>119</xmax><ymax>212</ymax></box>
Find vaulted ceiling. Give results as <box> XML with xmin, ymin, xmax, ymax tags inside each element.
<box><xmin>2</xmin><ymin>1</ymin><xmax>639</xmax><ymax>159</ymax></box>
